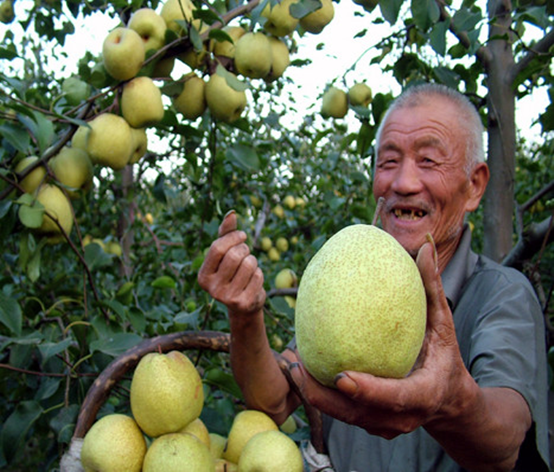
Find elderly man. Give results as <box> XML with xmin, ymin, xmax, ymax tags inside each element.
<box><xmin>198</xmin><ymin>83</ymin><xmax>549</xmax><ymax>471</ymax></box>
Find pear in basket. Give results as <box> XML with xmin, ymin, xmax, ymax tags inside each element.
<box><xmin>130</xmin><ymin>350</ymin><xmax>204</xmax><ymax>437</ymax></box>
<box><xmin>80</xmin><ymin>413</ymin><xmax>147</xmax><ymax>472</ymax></box>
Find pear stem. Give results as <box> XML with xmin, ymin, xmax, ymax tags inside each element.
<box><xmin>372</xmin><ymin>197</ymin><xmax>385</xmax><ymax>226</ymax></box>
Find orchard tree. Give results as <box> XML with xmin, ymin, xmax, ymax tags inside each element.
<box><xmin>0</xmin><ymin>0</ymin><xmax>552</xmax><ymax>469</ymax></box>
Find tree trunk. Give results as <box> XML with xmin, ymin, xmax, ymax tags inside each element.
<box><xmin>483</xmin><ymin>0</ymin><xmax>517</xmax><ymax>262</ymax></box>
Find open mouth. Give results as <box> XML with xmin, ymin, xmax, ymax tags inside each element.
<box><xmin>393</xmin><ymin>208</ymin><xmax>426</xmax><ymax>220</ymax></box>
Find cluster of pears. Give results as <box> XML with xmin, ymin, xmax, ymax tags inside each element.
<box><xmin>14</xmin><ymin>145</ymin><xmax>94</xmax><ymax>243</ymax></box>
<box><xmin>274</xmin><ymin>267</ymin><xmax>298</xmax><ymax>309</ymax></box>
<box><xmin>80</xmin><ymin>350</ymin><xmax>303</xmax><ymax>471</ymax></box>
<box><xmin>321</xmin><ymin>81</ymin><xmax>373</xmax><ymax>119</ymax></box>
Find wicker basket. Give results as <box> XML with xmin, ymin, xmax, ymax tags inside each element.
<box><xmin>60</xmin><ymin>330</ymin><xmax>324</xmax><ymax>471</ymax></box>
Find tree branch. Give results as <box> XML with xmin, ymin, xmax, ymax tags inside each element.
<box><xmin>510</xmin><ymin>27</ymin><xmax>554</xmax><ymax>85</ymax></box>
<box><xmin>502</xmin><ymin>214</ymin><xmax>554</xmax><ymax>269</ymax></box>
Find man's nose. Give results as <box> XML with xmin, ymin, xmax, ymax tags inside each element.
<box><xmin>390</xmin><ymin>159</ymin><xmax>424</xmax><ymax>195</ymax></box>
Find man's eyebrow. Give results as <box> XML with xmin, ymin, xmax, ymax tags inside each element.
<box><xmin>414</xmin><ymin>136</ymin><xmax>445</xmax><ymax>151</ymax></box>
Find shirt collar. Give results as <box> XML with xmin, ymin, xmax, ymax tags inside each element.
<box><xmin>441</xmin><ymin>224</ymin><xmax>479</xmax><ymax>310</ymax></box>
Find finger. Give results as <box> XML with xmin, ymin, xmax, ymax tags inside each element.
<box><xmin>198</xmin><ymin>231</ymin><xmax>248</xmax><ymax>279</ymax></box>
<box><xmin>216</xmin><ymin>243</ymin><xmax>252</xmax><ymax>281</ymax></box>
<box><xmin>219</xmin><ymin>210</ymin><xmax>237</xmax><ymax>237</ymax></box>
<box><xmin>231</xmin><ymin>254</ymin><xmax>261</xmax><ymax>291</ymax></box>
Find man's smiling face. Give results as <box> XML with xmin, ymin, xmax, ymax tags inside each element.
<box><xmin>373</xmin><ymin>96</ymin><xmax>478</xmax><ymax>269</ymax></box>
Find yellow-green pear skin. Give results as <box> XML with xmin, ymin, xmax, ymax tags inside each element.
<box><xmin>222</xmin><ymin>410</ymin><xmax>279</xmax><ymax>465</ymax></box>
<box><xmin>321</xmin><ymin>86</ymin><xmax>348</xmax><ymax>119</ymax></box>
<box><xmin>234</xmin><ymin>32</ymin><xmax>273</xmax><ymax>79</ymax></box>
<box><xmin>177</xmin><ymin>417</ymin><xmax>211</xmax><ymax>449</ymax></box>
<box><xmin>80</xmin><ymin>414</ymin><xmax>147</xmax><ymax>472</ymax></box>
<box><xmin>86</xmin><ymin>113</ymin><xmax>133</xmax><ymax>170</ymax></box>
<box><xmin>209</xmin><ymin>433</ymin><xmax>227</xmax><ymax>459</ymax></box>
<box><xmin>129</xmin><ymin>127</ymin><xmax>148</xmax><ymax>164</ymax></box>
<box><xmin>33</xmin><ymin>184</ymin><xmax>74</xmax><ymax>238</ymax></box>
<box><xmin>299</xmin><ymin>0</ymin><xmax>334</xmax><ymax>34</ymax></box>
<box><xmin>50</xmin><ymin>146</ymin><xmax>93</xmax><ymax>197</ymax></box>
<box><xmin>173</xmin><ymin>73</ymin><xmax>206</xmax><ymax>120</ymax></box>
<box><xmin>130</xmin><ymin>350</ymin><xmax>204</xmax><ymax>438</ymax></box>
<box><xmin>102</xmin><ymin>27</ymin><xmax>146</xmax><ymax>81</ymax></box>
<box><xmin>237</xmin><ymin>430</ymin><xmax>303</xmax><ymax>472</ymax></box>
<box><xmin>127</xmin><ymin>8</ymin><xmax>167</xmax><ymax>52</ymax></box>
<box><xmin>15</xmin><ymin>156</ymin><xmax>47</xmax><ymax>194</ymax></box>
<box><xmin>295</xmin><ymin>224</ymin><xmax>427</xmax><ymax>386</ymax></box>
<box><xmin>205</xmin><ymin>73</ymin><xmax>247</xmax><ymax>123</ymax></box>
<box><xmin>266</xmin><ymin>37</ymin><xmax>290</xmax><ymax>82</ymax></box>
<box><xmin>348</xmin><ymin>82</ymin><xmax>372</xmax><ymax>107</ymax></box>
<box><xmin>142</xmin><ymin>433</ymin><xmax>215</xmax><ymax>472</ymax></box>
<box><xmin>275</xmin><ymin>268</ymin><xmax>297</xmax><ymax>289</ymax></box>
<box><xmin>262</xmin><ymin>0</ymin><xmax>299</xmax><ymax>37</ymax></box>
<box><xmin>211</xmin><ymin>26</ymin><xmax>246</xmax><ymax>58</ymax></box>
<box><xmin>160</xmin><ymin>0</ymin><xmax>195</xmax><ymax>34</ymax></box>
<box><xmin>121</xmin><ymin>77</ymin><xmax>165</xmax><ymax>128</ymax></box>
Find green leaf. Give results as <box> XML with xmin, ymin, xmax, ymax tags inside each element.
<box><xmin>290</xmin><ymin>0</ymin><xmax>321</xmax><ymax>19</ymax></box>
<box><xmin>452</xmin><ymin>7</ymin><xmax>482</xmax><ymax>32</ymax></box>
<box><xmin>0</xmin><ymin>200</ymin><xmax>11</xmax><ymax>218</ymax></box>
<box><xmin>204</xmin><ymin>368</ymin><xmax>243</xmax><ymax>399</ymax></box>
<box><xmin>90</xmin><ymin>333</ymin><xmax>142</xmax><ymax>357</ymax></box>
<box><xmin>84</xmin><ymin>243</ymin><xmax>113</xmax><ymax>270</ymax></box>
<box><xmin>433</xmin><ymin>66</ymin><xmax>461</xmax><ymax>89</ymax></box>
<box><xmin>0</xmin><ymin>292</ymin><xmax>22</xmax><ymax>336</ymax></box>
<box><xmin>151</xmin><ymin>275</ymin><xmax>177</xmax><ymax>289</ymax></box>
<box><xmin>17</xmin><ymin>193</ymin><xmax>45</xmax><ymax>229</ymax></box>
<box><xmin>38</xmin><ymin>338</ymin><xmax>73</xmax><ymax>364</ymax></box>
<box><xmin>225</xmin><ymin>144</ymin><xmax>260</xmax><ymax>172</ymax></box>
<box><xmin>411</xmin><ymin>0</ymin><xmax>439</xmax><ymax>31</ymax></box>
<box><xmin>356</xmin><ymin>121</ymin><xmax>374</xmax><ymax>158</ymax></box>
<box><xmin>429</xmin><ymin>20</ymin><xmax>448</xmax><ymax>56</ymax></box>
<box><xmin>17</xmin><ymin>111</ymin><xmax>55</xmax><ymax>155</ymax></box>
<box><xmin>50</xmin><ymin>404</ymin><xmax>80</xmax><ymax>444</ymax></box>
<box><xmin>379</xmin><ymin>0</ymin><xmax>405</xmax><ymax>25</ymax></box>
<box><xmin>0</xmin><ymin>123</ymin><xmax>31</xmax><ymax>154</ymax></box>
<box><xmin>0</xmin><ymin>401</ymin><xmax>43</xmax><ymax>463</ymax></box>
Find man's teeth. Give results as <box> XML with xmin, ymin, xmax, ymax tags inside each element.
<box><xmin>393</xmin><ymin>209</ymin><xmax>425</xmax><ymax>220</ymax></box>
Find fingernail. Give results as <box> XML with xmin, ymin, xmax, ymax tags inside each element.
<box><xmin>224</xmin><ymin>209</ymin><xmax>235</xmax><ymax>219</ymax></box>
<box><xmin>288</xmin><ymin>362</ymin><xmax>300</xmax><ymax>371</ymax></box>
<box><xmin>334</xmin><ymin>372</ymin><xmax>358</xmax><ymax>395</ymax></box>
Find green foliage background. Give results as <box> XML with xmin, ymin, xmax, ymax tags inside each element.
<box><xmin>0</xmin><ymin>0</ymin><xmax>553</xmax><ymax>469</ymax></box>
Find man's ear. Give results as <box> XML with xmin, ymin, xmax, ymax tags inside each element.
<box><xmin>465</xmin><ymin>162</ymin><xmax>490</xmax><ymax>212</ymax></box>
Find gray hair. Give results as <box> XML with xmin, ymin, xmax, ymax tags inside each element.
<box><xmin>375</xmin><ymin>83</ymin><xmax>486</xmax><ymax>174</ymax></box>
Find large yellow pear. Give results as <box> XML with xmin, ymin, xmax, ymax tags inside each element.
<box><xmin>160</xmin><ymin>0</ymin><xmax>195</xmax><ymax>34</ymax></box>
<box><xmin>121</xmin><ymin>76</ymin><xmax>165</xmax><ymax>128</ymax></box>
<box><xmin>34</xmin><ymin>184</ymin><xmax>73</xmax><ymax>239</ymax></box>
<box><xmin>266</xmin><ymin>36</ymin><xmax>290</xmax><ymax>82</ymax></box>
<box><xmin>173</xmin><ymin>73</ymin><xmax>206</xmax><ymax>120</ymax></box>
<box><xmin>86</xmin><ymin>113</ymin><xmax>133</xmax><ymax>170</ymax></box>
<box><xmin>211</xmin><ymin>25</ymin><xmax>246</xmax><ymax>59</ymax></box>
<box><xmin>321</xmin><ymin>86</ymin><xmax>348</xmax><ymax>119</ymax></box>
<box><xmin>49</xmin><ymin>146</ymin><xmax>93</xmax><ymax>198</ymax></box>
<box><xmin>130</xmin><ymin>350</ymin><xmax>204</xmax><ymax>438</ymax></box>
<box><xmin>142</xmin><ymin>433</ymin><xmax>215</xmax><ymax>472</ymax></box>
<box><xmin>348</xmin><ymin>82</ymin><xmax>372</xmax><ymax>107</ymax></box>
<box><xmin>262</xmin><ymin>0</ymin><xmax>299</xmax><ymax>37</ymax></box>
<box><xmin>80</xmin><ymin>414</ymin><xmax>147</xmax><ymax>472</ymax></box>
<box><xmin>234</xmin><ymin>32</ymin><xmax>273</xmax><ymax>79</ymax></box>
<box><xmin>299</xmin><ymin>0</ymin><xmax>334</xmax><ymax>34</ymax></box>
<box><xmin>222</xmin><ymin>410</ymin><xmax>278</xmax><ymax>465</ymax></box>
<box><xmin>295</xmin><ymin>224</ymin><xmax>427</xmax><ymax>387</ymax></box>
<box><xmin>102</xmin><ymin>27</ymin><xmax>146</xmax><ymax>81</ymax></box>
<box><xmin>237</xmin><ymin>430</ymin><xmax>303</xmax><ymax>472</ymax></box>
<box><xmin>205</xmin><ymin>73</ymin><xmax>247</xmax><ymax>123</ymax></box>
<box><xmin>15</xmin><ymin>156</ymin><xmax>47</xmax><ymax>194</ymax></box>
<box><xmin>127</xmin><ymin>8</ymin><xmax>167</xmax><ymax>52</ymax></box>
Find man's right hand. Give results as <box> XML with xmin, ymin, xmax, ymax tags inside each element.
<box><xmin>197</xmin><ymin>210</ymin><xmax>266</xmax><ymax>316</ymax></box>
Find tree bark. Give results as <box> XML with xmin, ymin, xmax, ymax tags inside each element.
<box><xmin>483</xmin><ymin>0</ymin><xmax>517</xmax><ymax>262</ymax></box>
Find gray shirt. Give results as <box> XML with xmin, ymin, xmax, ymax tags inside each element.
<box><xmin>321</xmin><ymin>226</ymin><xmax>550</xmax><ymax>472</ymax></box>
